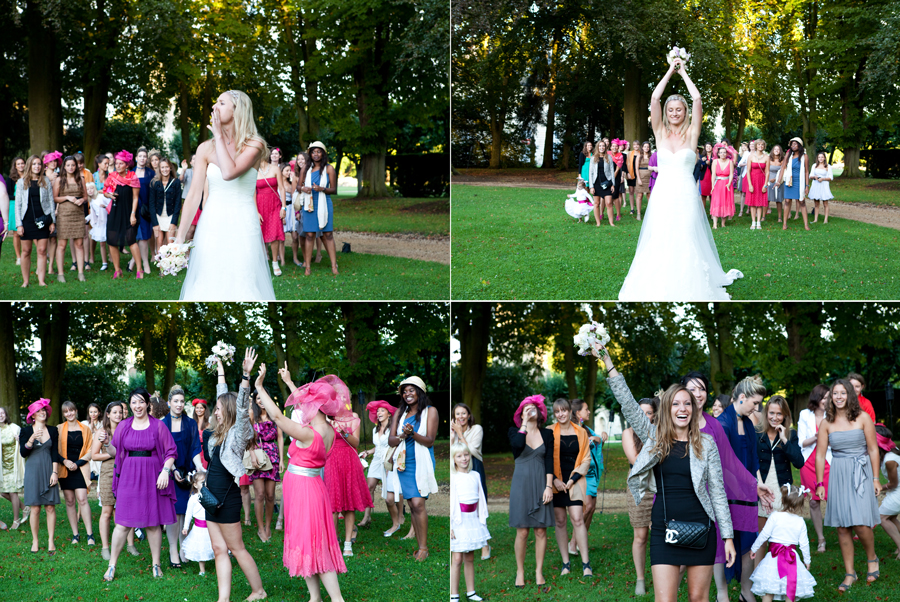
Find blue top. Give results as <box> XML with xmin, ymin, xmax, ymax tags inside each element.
<box><xmin>784</xmin><ymin>157</ymin><xmax>803</xmax><ymax>199</ymax></box>
<box><xmin>716</xmin><ymin>404</ymin><xmax>759</xmax><ymax>477</ymax></box>
<box><xmin>300</xmin><ymin>169</ymin><xmax>334</xmax><ymax>234</ymax></box>
<box><xmin>136</xmin><ymin>168</ymin><xmax>155</xmax><ymax>240</ymax></box>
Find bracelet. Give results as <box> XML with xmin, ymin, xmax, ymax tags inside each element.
<box><xmin>815</xmin><ymin>481</ymin><xmax>825</xmax><ymax>489</ymax></box>
<box><xmin>52</xmin><ymin>471</ymin><xmax>58</xmax><ymax>475</ymax></box>
<box><xmin>241</xmin><ymin>374</ymin><xmax>250</xmax><ymax>381</ymax></box>
<box><xmin>545</xmin><ymin>486</ymin><xmax>552</xmax><ymax>490</ymax></box>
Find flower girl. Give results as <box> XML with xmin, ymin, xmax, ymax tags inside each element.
<box><xmin>750</xmin><ymin>485</ymin><xmax>817</xmax><ymax>601</ymax></box>
<box><xmin>181</xmin><ymin>472</ymin><xmax>214</xmax><ymax>575</ymax></box>
<box><xmin>564</xmin><ymin>177</ymin><xmax>593</xmax><ymax>223</ymax></box>
<box><xmin>87</xmin><ymin>182</ymin><xmax>109</xmax><ymax>270</ymax></box>
<box><xmin>450</xmin><ymin>442</ymin><xmax>489</xmax><ymax>602</ymax></box>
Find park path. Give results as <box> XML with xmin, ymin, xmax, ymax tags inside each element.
<box><xmin>335</xmin><ymin>231</ymin><xmax>449</xmax><ymax>264</ymax></box>
<box><xmin>452</xmin><ymin>177</ymin><xmax>900</xmax><ymax>232</ymax></box>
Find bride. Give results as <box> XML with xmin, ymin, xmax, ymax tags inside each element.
<box><xmin>618</xmin><ymin>58</ymin><xmax>742</xmax><ymax>301</ymax></box>
<box><xmin>175</xmin><ymin>90</ymin><xmax>276</xmax><ymax>301</ymax></box>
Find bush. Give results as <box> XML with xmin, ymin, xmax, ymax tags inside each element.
<box><xmin>64</xmin><ymin>119</ymin><xmax>164</xmax><ymax>158</ymax></box>
<box><xmin>480</xmin><ymin>364</ymin><xmax>536</xmax><ymax>454</ymax></box>
<box><xmin>13</xmin><ymin>363</ymin><xmax>126</xmax><ymax>423</ymax></box>
<box><xmin>386</xmin><ymin>153</ymin><xmax>449</xmax><ymax>197</ymax></box>
<box><xmin>861</xmin><ymin>149</ymin><xmax>900</xmax><ymax>179</ymax></box>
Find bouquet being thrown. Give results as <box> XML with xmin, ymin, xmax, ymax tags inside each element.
<box><xmin>205</xmin><ymin>341</ymin><xmax>237</xmax><ymax>372</ymax></box>
<box><xmin>153</xmin><ymin>242</ymin><xmax>193</xmax><ymax>276</ymax></box>
<box><xmin>666</xmin><ymin>45</ymin><xmax>691</xmax><ymax>70</ymax></box>
<box><xmin>573</xmin><ymin>304</ymin><xmax>610</xmax><ymax>359</ymax></box>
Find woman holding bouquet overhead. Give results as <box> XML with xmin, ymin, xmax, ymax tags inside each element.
<box><xmin>254</xmin><ymin>367</ymin><xmax>347</xmax><ymax>602</ymax></box>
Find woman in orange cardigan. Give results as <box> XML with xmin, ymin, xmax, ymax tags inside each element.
<box><xmin>58</xmin><ymin>401</ymin><xmax>95</xmax><ymax>545</ymax></box>
<box><xmin>547</xmin><ymin>398</ymin><xmax>592</xmax><ymax>577</ymax></box>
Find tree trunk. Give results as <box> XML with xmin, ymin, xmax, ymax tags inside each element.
<box><xmin>541</xmin><ymin>29</ymin><xmax>561</xmax><ymax>169</ymax></box>
<box><xmin>0</xmin><ymin>304</ymin><xmax>18</xmax><ymax>422</ymax></box>
<box><xmin>283</xmin><ymin>304</ymin><xmax>299</xmax><ymax>377</ymax></box>
<box><xmin>163</xmin><ymin>313</ymin><xmax>178</xmax><ymax>396</ymax></box>
<box><xmin>142</xmin><ymin>322</ymin><xmax>155</xmax><ymax>393</ymax></box>
<box><xmin>81</xmin><ymin>0</ymin><xmax>119</xmax><ymax>166</ymax></box>
<box><xmin>26</xmin><ymin>1</ymin><xmax>63</xmax><ymax>153</ymax></box>
<box><xmin>698</xmin><ymin>303</ymin><xmax>736</xmax><ymax>397</ymax></box>
<box><xmin>489</xmin><ymin>108</ymin><xmax>503</xmax><ymax>168</ymax></box>
<box><xmin>723</xmin><ymin>97</ymin><xmax>733</xmax><ymax>139</ymax></box>
<box><xmin>583</xmin><ymin>355</ymin><xmax>598</xmax><ymax>415</ymax></box>
<box><xmin>842</xmin><ymin>147</ymin><xmax>861</xmax><ymax>177</ymax></box>
<box><xmin>358</xmin><ymin>151</ymin><xmax>388</xmax><ymax>197</ymax></box>
<box><xmin>783</xmin><ymin>302</ymin><xmax>819</xmax><ymax>420</ymax></box>
<box><xmin>268</xmin><ymin>302</ymin><xmax>288</xmax><ymax>403</ymax></box>
<box><xmin>456</xmin><ymin>303</ymin><xmax>491</xmax><ymax>425</ymax></box>
<box><xmin>198</xmin><ymin>79</ymin><xmax>212</xmax><ymax>146</ymax></box>
<box><xmin>562</xmin><ymin>335</ymin><xmax>577</xmax><ymax>400</ymax></box>
<box><xmin>179</xmin><ymin>81</ymin><xmax>191</xmax><ymax>161</ymax></box>
<box><xmin>735</xmin><ymin>98</ymin><xmax>747</xmax><ymax>148</ymax></box>
<box><xmin>623</xmin><ymin>64</ymin><xmax>644</xmax><ymax>143</ymax></box>
<box><xmin>38</xmin><ymin>303</ymin><xmax>70</xmax><ymax>425</ymax></box>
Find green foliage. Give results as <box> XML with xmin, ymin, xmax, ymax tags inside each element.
<box><xmin>14</xmin><ymin>363</ymin><xmax>124</xmax><ymax>422</ymax></box>
<box><xmin>64</xmin><ymin>119</ymin><xmax>165</xmax><ymax>158</ymax></box>
<box><xmin>456</xmin><ymin>363</ymin><xmax>535</xmax><ymax>454</ymax></box>
<box><xmin>386</xmin><ymin>154</ymin><xmax>450</xmax><ymax>197</ymax></box>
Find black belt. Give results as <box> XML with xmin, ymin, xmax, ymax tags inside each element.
<box><xmin>729</xmin><ymin>499</ymin><xmax>757</xmax><ymax>507</ymax></box>
<box><xmin>128</xmin><ymin>450</ymin><xmax>152</xmax><ymax>457</ymax></box>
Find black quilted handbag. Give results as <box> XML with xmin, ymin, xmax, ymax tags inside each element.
<box><xmin>659</xmin><ymin>465</ymin><xmax>711</xmax><ymax>549</ymax></box>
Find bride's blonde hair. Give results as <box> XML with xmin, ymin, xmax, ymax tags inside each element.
<box><xmin>662</xmin><ymin>94</ymin><xmax>691</xmax><ymax>144</ymax></box>
<box><xmin>213</xmin><ymin>90</ymin><xmax>269</xmax><ymax>165</ymax></box>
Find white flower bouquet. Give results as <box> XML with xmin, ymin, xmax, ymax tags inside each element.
<box><xmin>573</xmin><ymin>304</ymin><xmax>610</xmax><ymax>358</ymax></box>
<box><xmin>153</xmin><ymin>242</ymin><xmax>193</xmax><ymax>276</ymax></box>
<box><xmin>204</xmin><ymin>341</ymin><xmax>237</xmax><ymax>371</ymax></box>
<box><xmin>666</xmin><ymin>45</ymin><xmax>691</xmax><ymax>69</ymax></box>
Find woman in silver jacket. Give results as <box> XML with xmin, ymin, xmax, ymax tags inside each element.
<box><xmin>598</xmin><ymin>343</ymin><xmax>735</xmax><ymax>602</ymax></box>
<box><xmin>588</xmin><ymin>142</ymin><xmax>616</xmax><ymax>227</ymax></box>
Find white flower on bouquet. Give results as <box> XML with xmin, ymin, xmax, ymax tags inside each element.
<box><xmin>573</xmin><ymin>320</ymin><xmax>610</xmax><ymax>359</ymax></box>
<box><xmin>666</xmin><ymin>45</ymin><xmax>691</xmax><ymax>68</ymax></box>
<box><xmin>153</xmin><ymin>242</ymin><xmax>194</xmax><ymax>276</ymax></box>
<box><xmin>204</xmin><ymin>341</ymin><xmax>237</xmax><ymax>371</ymax></box>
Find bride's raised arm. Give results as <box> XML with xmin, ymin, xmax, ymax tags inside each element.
<box><xmin>175</xmin><ymin>148</ymin><xmax>209</xmax><ymax>243</ymax></box>
<box><xmin>677</xmin><ymin>61</ymin><xmax>703</xmax><ymax>150</ymax></box>
<box><xmin>650</xmin><ymin>62</ymin><xmax>678</xmax><ymax>135</ymax></box>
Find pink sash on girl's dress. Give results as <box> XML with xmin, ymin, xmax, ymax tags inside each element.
<box><xmin>769</xmin><ymin>543</ymin><xmax>798</xmax><ymax>601</ymax></box>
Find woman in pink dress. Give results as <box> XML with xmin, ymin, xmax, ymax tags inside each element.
<box><xmin>253</xmin><ymin>366</ymin><xmax>348</xmax><ymax>602</ymax></box>
<box><xmin>744</xmin><ymin>140</ymin><xmax>770</xmax><ymax>230</ymax></box>
<box><xmin>325</xmin><ymin>411</ymin><xmax>374</xmax><ymax>557</ymax></box>
<box><xmin>709</xmin><ymin>145</ymin><xmax>734</xmax><ymax>229</ymax></box>
<box><xmin>255</xmin><ymin>158</ymin><xmax>286</xmax><ymax>276</ymax></box>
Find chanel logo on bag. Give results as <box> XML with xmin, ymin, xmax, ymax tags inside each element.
<box><xmin>665</xmin><ymin>528</ymin><xmax>679</xmax><ymax>544</ymax></box>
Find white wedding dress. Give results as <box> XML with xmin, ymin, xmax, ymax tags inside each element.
<box><xmin>618</xmin><ymin>148</ymin><xmax>743</xmax><ymax>300</ymax></box>
<box><xmin>179</xmin><ymin>163</ymin><xmax>276</xmax><ymax>301</ymax></box>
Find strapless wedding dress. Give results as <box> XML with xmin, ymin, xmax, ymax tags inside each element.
<box><xmin>180</xmin><ymin>163</ymin><xmax>276</xmax><ymax>301</ymax></box>
<box><xmin>618</xmin><ymin>148</ymin><xmax>743</xmax><ymax>300</ymax></box>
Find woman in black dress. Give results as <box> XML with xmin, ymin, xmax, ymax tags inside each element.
<box><xmin>546</xmin><ymin>398</ymin><xmax>592</xmax><ymax>577</ymax></box>
<box><xmin>101</xmin><ymin>150</ymin><xmax>141</xmax><ymax>279</ymax></box>
<box><xmin>14</xmin><ymin>155</ymin><xmax>55</xmax><ymax>287</ymax></box>
<box><xmin>204</xmin><ymin>349</ymin><xmax>267</xmax><ymax>602</ymax></box>
<box><xmin>598</xmin><ymin>343</ymin><xmax>736</xmax><ymax>602</ymax></box>
<box><xmin>57</xmin><ymin>401</ymin><xmax>95</xmax><ymax>545</ymax></box>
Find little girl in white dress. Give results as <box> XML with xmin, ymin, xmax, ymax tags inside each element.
<box><xmin>750</xmin><ymin>485</ymin><xmax>817</xmax><ymax>601</ymax></box>
<box><xmin>181</xmin><ymin>472</ymin><xmax>215</xmax><ymax>575</ymax></box>
<box><xmin>565</xmin><ymin>177</ymin><xmax>593</xmax><ymax>222</ymax></box>
<box><xmin>807</xmin><ymin>152</ymin><xmax>834</xmax><ymax>224</ymax></box>
<box><xmin>450</xmin><ymin>442</ymin><xmax>489</xmax><ymax>602</ymax></box>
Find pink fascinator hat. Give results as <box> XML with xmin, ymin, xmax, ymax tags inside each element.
<box><xmin>513</xmin><ymin>394</ymin><xmax>547</xmax><ymax>428</ymax></box>
<box><xmin>713</xmin><ymin>142</ymin><xmax>736</xmax><ymax>162</ymax></box>
<box><xmin>26</xmin><ymin>398</ymin><xmax>52</xmax><ymax>424</ymax></box>
<box><xmin>42</xmin><ymin>151</ymin><xmax>62</xmax><ymax>165</ymax></box>
<box><xmin>286</xmin><ymin>375</ymin><xmax>353</xmax><ymax>428</ymax></box>
<box><xmin>114</xmin><ymin>150</ymin><xmax>134</xmax><ymax>165</ymax></box>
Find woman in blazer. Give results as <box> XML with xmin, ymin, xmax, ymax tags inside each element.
<box><xmin>599</xmin><ymin>343</ymin><xmax>735</xmax><ymax>602</ymax></box>
<box><xmin>148</xmin><ymin>158</ymin><xmax>182</xmax><ymax>252</ymax></box>
<box><xmin>15</xmin><ymin>155</ymin><xmax>56</xmax><ymax>286</ymax></box>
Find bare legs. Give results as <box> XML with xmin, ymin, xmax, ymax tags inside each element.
<box><xmin>108</xmin><ymin>523</ymin><xmax>163</xmax><ymax>575</ymax></box>
<box><xmin>19</xmin><ymin>239</ymin><xmax>49</xmax><ymax>287</ymax></box>
<box><xmin>880</xmin><ymin>514</ymin><xmax>900</xmax><ymax>558</ymax></box>
<box><xmin>207</xmin><ymin>521</ymin><xmax>267</xmax><ymax>602</ymax></box>
<box><xmin>631</xmin><ymin>526</ymin><xmax>649</xmax><ymax>594</ymax></box>
<box><xmin>568</xmin><ymin>495</ymin><xmax>596</xmax><ymax>552</ymax></box>
<box><xmin>99</xmin><ymin>505</ymin><xmax>114</xmax><ymax>551</ymax></box>
<box><xmin>252</xmin><ymin>478</ymin><xmax>276</xmax><ymax>540</ymax></box>
<box><xmin>62</xmin><ymin>488</ymin><xmax>93</xmax><ymax>539</ymax></box>
<box><xmin>360</xmin><ymin>477</ymin><xmax>380</xmax><ymax>527</ymax></box>
<box><xmin>451</xmin><ymin>551</ymin><xmax>477</xmax><ymax>596</ymax></box>
<box><xmin>240</xmin><ymin>483</ymin><xmax>252</xmax><ymax>526</ymax></box>
<box><xmin>290</xmin><ymin>232</ymin><xmax>302</xmax><ymax>266</ymax></box>
<box><xmin>408</xmin><ymin>496</ymin><xmax>429</xmax><ymax>559</ymax></box>
<box><xmin>29</xmin><ymin>505</ymin><xmax>56</xmax><ymax>552</ymax></box>
<box><xmin>56</xmin><ymin>238</ymin><xmax>85</xmax><ymax>279</ymax></box>
<box><xmin>514</xmin><ymin>527</ymin><xmax>547</xmax><ymax>586</ymax></box>
<box><xmin>809</xmin><ymin>498</ymin><xmax>825</xmax><ymax>550</ymax></box>
<box><xmin>636</xmin><ymin>192</ymin><xmax>644</xmax><ymax>220</ymax></box>
<box><xmin>652</xmin><ymin>563</ymin><xmax>714</xmax><ymax>602</ymax></box>
<box><xmin>303</xmin><ymin>571</ymin><xmax>345</xmax><ymax>602</ymax></box>
<box><xmin>1</xmin><ymin>491</ymin><xmax>22</xmax><ymax>526</ymax></box>
<box><xmin>553</xmin><ymin>505</ymin><xmax>590</xmax><ymax>574</ymax></box>
<box><xmin>837</xmin><ymin>525</ymin><xmax>877</xmax><ymax>587</ymax></box>
<box><xmin>782</xmin><ymin>199</ymin><xmax>810</xmax><ymax>230</ymax></box>
<box><xmin>109</xmin><ymin>243</ymin><xmax>140</xmax><ymax>276</ymax></box>
<box><xmin>385</xmin><ymin>493</ymin><xmax>405</xmax><ymax>535</ymax></box>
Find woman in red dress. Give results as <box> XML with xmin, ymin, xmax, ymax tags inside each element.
<box><xmin>744</xmin><ymin>140</ymin><xmax>770</xmax><ymax>230</ymax></box>
<box><xmin>255</xmin><ymin>157</ymin><xmax>286</xmax><ymax>276</ymax></box>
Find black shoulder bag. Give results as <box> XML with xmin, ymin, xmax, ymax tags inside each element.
<box><xmin>199</xmin><ymin>445</ymin><xmax>233</xmax><ymax>514</ymax></box>
<box><xmin>659</xmin><ymin>461</ymin><xmax>711</xmax><ymax>549</ymax></box>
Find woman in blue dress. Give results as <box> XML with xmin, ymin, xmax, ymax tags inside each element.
<box><xmin>388</xmin><ymin>376</ymin><xmax>438</xmax><ymax>562</ymax></box>
<box><xmin>128</xmin><ymin>147</ymin><xmax>155</xmax><ymax>274</ymax></box>
<box><xmin>299</xmin><ymin>141</ymin><xmax>338</xmax><ymax>276</ymax></box>
<box><xmin>717</xmin><ymin>375</ymin><xmax>767</xmax><ymax>602</ymax></box>
<box><xmin>161</xmin><ymin>385</ymin><xmax>202</xmax><ymax>568</ymax></box>
<box><xmin>776</xmin><ymin>137</ymin><xmax>809</xmax><ymax>230</ymax></box>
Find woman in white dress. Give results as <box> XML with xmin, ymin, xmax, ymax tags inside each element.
<box><xmin>358</xmin><ymin>400</ymin><xmax>397</xmax><ymax>529</ymax></box>
<box><xmin>808</xmin><ymin>152</ymin><xmax>834</xmax><ymax>224</ymax></box>
<box><xmin>175</xmin><ymin>90</ymin><xmax>276</xmax><ymax>301</ymax></box>
<box><xmin>618</xmin><ymin>58</ymin><xmax>743</xmax><ymax>301</ymax></box>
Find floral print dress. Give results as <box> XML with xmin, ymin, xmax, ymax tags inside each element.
<box><xmin>248</xmin><ymin>421</ymin><xmax>281</xmax><ymax>483</ymax></box>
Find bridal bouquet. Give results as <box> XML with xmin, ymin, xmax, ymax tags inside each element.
<box><xmin>666</xmin><ymin>45</ymin><xmax>691</xmax><ymax>68</ymax></box>
<box><xmin>574</xmin><ymin>304</ymin><xmax>610</xmax><ymax>359</ymax></box>
<box><xmin>154</xmin><ymin>242</ymin><xmax>193</xmax><ymax>276</ymax></box>
<box><xmin>205</xmin><ymin>341</ymin><xmax>237</xmax><ymax>371</ymax></box>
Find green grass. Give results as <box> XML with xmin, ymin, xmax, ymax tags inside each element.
<box><xmin>0</xmin><ymin>249</ymin><xmax>449</xmax><ymax>300</ymax></box>
<box><xmin>451</xmin><ymin>185</ymin><xmax>900</xmax><ymax>300</ymax></box>
<box><xmin>470</xmin><ymin>512</ymin><xmax>893</xmax><ymax>601</ymax></box>
<box><xmin>0</xmin><ymin>502</ymin><xmax>447</xmax><ymax>601</ymax></box>
<box><xmin>333</xmin><ymin>196</ymin><xmax>449</xmax><ymax>236</ymax></box>
<box><xmin>434</xmin><ymin>440</ymin><xmax>451</xmax><ymax>486</ymax></box>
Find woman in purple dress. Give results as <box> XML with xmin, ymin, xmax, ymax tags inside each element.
<box><xmin>103</xmin><ymin>388</ymin><xmax>177</xmax><ymax>581</ymax></box>
<box><xmin>248</xmin><ymin>396</ymin><xmax>284</xmax><ymax>542</ymax></box>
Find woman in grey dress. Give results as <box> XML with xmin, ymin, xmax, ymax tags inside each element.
<box><xmin>815</xmin><ymin>378</ymin><xmax>881</xmax><ymax>593</ymax></box>
<box><xmin>19</xmin><ymin>398</ymin><xmax>62</xmax><ymax>554</ymax></box>
<box><xmin>507</xmin><ymin>395</ymin><xmax>554</xmax><ymax>590</ymax></box>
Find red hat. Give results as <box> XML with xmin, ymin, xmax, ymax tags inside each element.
<box><xmin>513</xmin><ymin>395</ymin><xmax>547</xmax><ymax>428</ymax></box>
<box><xmin>26</xmin><ymin>398</ymin><xmax>52</xmax><ymax>424</ymax></box>
<box><xmin>366</xmin><ymin>400</ymin><xmax>397</xmax><ymax>425</ymax></box>
<box><xmin>191</xmin><ymin>398</ymin><xmax>207</xmax><ymax>406</ymax></box>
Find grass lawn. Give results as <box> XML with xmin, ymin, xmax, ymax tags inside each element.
<box><xmin>451</xmin><ymin>185</ymin><xmax>900</xmax><ymax>300</ymax></box>
<box><xmin>333</xmin><ymin>196</ymin><xmax>449</xmax><ymax>236</ymax></box>
<box><xmin>0</xmin><ymin>502</ymin><xmax>447</xmax><ymax>601</ymax></box>
<box><xmin>0</xmin><ymin>247</ymin><xmax>449</xmax><ymax>301</ymax></box>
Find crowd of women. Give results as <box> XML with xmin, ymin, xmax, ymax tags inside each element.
<box><xmin>2</xmin><ymin>353</ymin><xmax>438</xmax><ymax>602</ymax></box>
<box><xmin>0</xmin><ymin>143</ymin><xmax>341</xmax><ymax>287</ymax></box>
<box><xmin>572</xmin><ymin>137</ymin><xmax>836</xmax><ymax>232</ymax></box>
<box><xmin>451</xmin><ymin>347</ymin><xmax>890</xmax><ymax>602</ymax></box>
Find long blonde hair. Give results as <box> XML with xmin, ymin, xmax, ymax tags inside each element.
<box><xmin>210</xmin><ymin>391</ymin><xmax>237</xmax><ymax>448</ymax></box>
<box><xmin>662</xmin><ymin>95</ymin><xmax>691</xmax><ymax>144</ymax></box>
<box><xmin>212</xmin><ymin>90</ymin><xmax>268</xmax><ymax>165</ymax></box>
<box><xmin>650</xmin><ymin>384</ymin><xmax>704</xmax><ymax>461</ymax></box>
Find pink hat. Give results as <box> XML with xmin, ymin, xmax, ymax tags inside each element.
<box><xmin>876</xmin><ymin>424</ymin><xmax>898</xmax><ymax>453</ymax></box>
<box><xmin>115</xmin><ymin>150</ymin><xmax>133</xmax><ymax>164</ymax></box>
<box><xmin>366</xmin><ymin>400</ymin><xmax>397</xmax><ymax>425</ymax></box>
<box><xmin>42</xmin><ymin>151</ymin><xmax>62</xmax><ymax>165</ymax></box>
<box><xmin>26</xmin><ymin>398</ymin><xmax>51</xmax><ymax>424</ymax></box>
<box><xmin>286</xmin><ymin>375</ymin><xmax>353</xmax><ymax>427</ymax></box>
<box><xmin>513</xmin><ymin>394</ymin><xmax>547</xmax><ymax>428</ymax></box>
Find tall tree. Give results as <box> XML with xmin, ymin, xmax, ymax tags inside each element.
<box><xmin>0</xmin><ymin>303</ymin><xmax>18</xmax><ymax>420</ymax></box>
<box><xmin>453</xmin><ymin>303</ymin><xmax>491</xmax><ymax>424</ymax></box>
<box><xmin>38</xmin><ymin>303</ymin><xmax>71</xmax><ymax>424</ymax></box>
